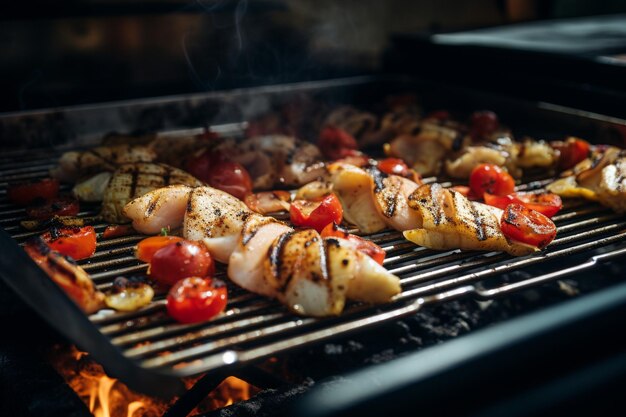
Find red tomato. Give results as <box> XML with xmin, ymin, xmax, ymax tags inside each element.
<box><xmin>500</xmin><ymin>203</ymin><xmax>557</xmax><ymax>249</ymax></box>
<box><xmin>41</xmin><ymin>226</ymin><xmax>97</xmax><ymax>260</ymax></box>
<box><xmin>102</xmin><ymin>224</ymin><xmax>135</xmax><ymax>239</ymax></box>
<box><xmin>25</xmin><ymin>196</ymin><xmax>80</xmax><ymax>220</ymax></box>
<box><xmin>552</xmin><ymin>137</ymin><xmax>591</xmax><ymax>170</ymax></box>
<box><xmin>136</xmin><ymin>235</ymin><xmax>184</xmax><ymax>263</ymax></box>
<box><xmin>206</xmin><ymin>161</ymin><xmax>252</xmax><ymax>200</ymax></box>
<box><xmin>184</xmin><ymin>149</ymin><xmax>225</xmax><ymax>183</ymax></box>
<box><xmin>450</xmin><ymin>185</ymin><xmax>472</xmax><ymax>198</ymax></box>
<box><xmin>470</xmin><ymin>110</ymin><xmax>499</xmax><ymax>140</ymax></box>
<box><xmin>149</xmin><ymin>241</ymin><xmax>215</xmax><ymax>286</ymax></box>
<box><xmin>320</xmin><ymin>222</ymin><xmax>386</xmax><ymax>265</ymax></box>
<box><xmin>318</xmin><ymin>126</ymin><xmax>358</xmax><ymax>160</ymax></box>
<box><xmin>469</xmin><ymin>164</ymin><xmax>515</xmax><ymax>197</ymax></box>
<box><xmin>7</xmin><ymin>178</ymin><xmax>59</xmax><ymax>206</ymax></box>
<box><xmin>167</xmin><ymin>277</ymin><xmax>227</xmax><ymax>324</ymax></box>
<box><xmin>290</xmin><ymin>193</ymin><xmax>343</xmax><ymax>233</ymax></box>
<box><xmin>484</xmin><ymin>192</ymin><xmax>562</xmax><ymax>218</ymax></box>
<box><xmin>378</xmin><ymin>158</ymin><xmax>422</xmax><ymax>183</ymax></box>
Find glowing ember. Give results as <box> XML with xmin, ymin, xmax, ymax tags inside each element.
<box><xmin>49</xmin><ymin>345</ymin><xmax>258</xmax><ymax>416</ymax></box>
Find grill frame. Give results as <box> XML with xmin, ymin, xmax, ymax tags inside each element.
<box><xmin>1</xmin><ymin>76</ymin><xmax>626</xmax><ymax>398</ymax></box>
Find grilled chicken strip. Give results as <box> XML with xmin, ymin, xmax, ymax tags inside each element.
<box><xmin>122</xmin><ymin>185</ymin><xmax>401</xmax><ymax>316</ymax></box>
<box><xmin>97</xmin><ymin>163</ymin><xmax>203</xmax><ymax>223</ymax></box>
<box><xmin>547</xmin><ymin>146</ymin><xmax>626</xmax><ymax>213</ymax></box>
<box><xmin>51</xmin><ymin>144</ymin><xmax>157</xmax><ymax>181</ymax></box>
<box><xmin>328</xmin><ymin>163</ymin><xmax>421</xmax><ymax>233</ymax></box>
<box><xmin>24</xmin><ymin>238</ymin><xmax>105</xmax><ymax>314</ymax></box>
<box><xmin>404</xmin><ymin>183</ymin><xmax>537</xmax><ymax>256</ymax></box>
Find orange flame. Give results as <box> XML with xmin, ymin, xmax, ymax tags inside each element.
<box><xmin>49</xmin><ymin>345</ymin><xmax>258</xmax><ymax>416</ymax></box>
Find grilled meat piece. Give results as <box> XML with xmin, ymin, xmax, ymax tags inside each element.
<box><xmin>122</xmin><ymin>185</ymin><xmax>401</xmax><ymax>316</ymax></box>
<box><xmin>99</xmin><ymin>163</ymin><xmax>203</xmax><ymax>223</ymax></box>
<box><xmin>24</xmin><ymin>238</ymin><xmax>105</xmax><ymax>314</ymax></box>
<box><xmin>547</xmin><ymin>146</ymin><xmax>626</xmax><ymax>213</ymax></box>
<box><xmin>51</xmin><ymin>145</ymin><xmax>157</xmax><ymax>181</ymax></box>
<box><xmin>404</xmin><ymin>183</ymin><xmax>537</xmax><ymax>256</ymax></box>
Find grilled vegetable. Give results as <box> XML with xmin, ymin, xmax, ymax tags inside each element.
<box><xmin>469</xmin><ymin>163</ymin><xmax>515</xmax><ymax>197</ymax></box>
<box><xmin>25</xmin><ymin>196</ymin><xmax>80</xmax><ymax>220</ymax></box>
<box><xmin>136</xmin><ymin>235</ymin><xmax>184</xmax><ymax>263</ymax></box>
<box><xmin>244</xmin><ymin>191</ymin><xmax>291</xmax><ymax>214</ymax></box>
<box><xmin>166</xmin><ymin>277</ymin><xmax>227</xmax><ymax>323</ymax></box>
<box><xmin>290</xmin><ymin>193</ymin><xmax>343</xmax><ymax>233</ymax></box>
<box><xmin>500</xmin><ymin>203</ymin><xmax>557</xmax><ymax>249</ymax></box>
<box><xmin>105</xmin><ymin>277</ymin><xmax>154</xmax><ymax>312</ymax></box>
<box><xmin>318</xmin><ymin>126</ymin><xmax>359</xmax><ymax>160</ymax></box>
<box><xmin>205</xmin><ymin>160</ymin><xmax>253</xmax><ymax>200</ymax></box>
<box><xmin>7</xmin><ymin>178</ymin><xmax>59</xmax><ymax>206</ymax></box>
<box><xmin>41</xmin><ymin>226</ymin><xmax>97</xmax><ymax>260</ymax></box>
<box><xmin>149</xmin><ymin>240</ymin><xmax>215</xmax><ymax>286</ymax></box>
<box><xmin>484</xmin><ymin>192</ymin><xmax>563</xmax><ymax>218</ymax></box>
<box><xmin>320</xmin><ymin>222</ymin><xmax>385</xmax><ymax>265</ymax></box>
<box><xmin>101</xmin><ymin>224</ymin><xmax>135</xmax><ymax>239</ymax></box>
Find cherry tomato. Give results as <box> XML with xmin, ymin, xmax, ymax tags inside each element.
<box><xmin>7</xmin><ymin>178</ymin><xmax>59</xmax><ymax>206</ymax></box>
<box><xmin>290</xmin><ymin>193</ymin><xmax>343</xmax><ymax>233</ymax></box>
<box><xmin>25</xmin><ymin>196</ymin><xmax>80</xmax><ymax>220</ymax></box>
<box><xmin>149</xmin><ymin>240</ymin><xmax>215</xmax><ymax>286</ymax></box>
<box><xmin>102</xmin><ymin>224</ymin><xmax>135</xmax><ymax>239</ymax></box>
<box><xmin>136</xmin><ymin>235</ymin><xmax>184</xmax><ymax>263</ymax></box>
<box><xmin>450</xmin><ymin>185</ymin><xmax>473</xmax><ymax>198</ymax></box>
<box><xmin>318</xmin><ymin>126</ymin><xmax>358</xmax><ymax>160</ymax></box>
<box><xmin>469</xmin><ymin>163</ymin><xmax>515</xmax><ymax>197</ymax></box>
<box><xmin>470</xmin><ymin>111</ymin><xmax>499</xmax><ymax>140</ymax></box>
<box><xmin>184</xmin><ymin>149</ymin><xmax>225</xmax><ymax>183</ymax></box>
<box><xmin>320</xmin><ymin>222</ymin><xmax>385</xmax><ymax>265</ymax></box>
<box><xmin>206</xmin><ymin>161</ymin><xmax>252</xmax><ymax>200</ymax></box>
<box><xmin>551</xmin><ymin>137</ymin><xmax>591</xmax><ymax>170</ymax></box>
<box><xmin>500</xmin><ymin>203</ymin><xmax>557</xmax><ymax>249</ymax></box>
<box><xmin>484</xmin><ymin>192</ymin><xmax>562</xmax><ymax>218</ymax></box>
<box><xmin>378</xmin><ymin>158</ymin><xmax>422</xmax><ymax>183</ymax></box>
<box><xmin>167</xmin><ymin>277</ymin><xmax>227</xmax><ymax>324</ymax></box>
<box><xmin>41</xmin><ymin>226</ymin><xmax>97</xmax><ymax>260</ymax></box>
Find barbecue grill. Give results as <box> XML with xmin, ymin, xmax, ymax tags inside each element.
<box><xmin>2</xmin><ymin>74</ymin><xmax>626</xmax><ymax>416</ymax></box>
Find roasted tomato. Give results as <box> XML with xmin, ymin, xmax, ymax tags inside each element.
<box><xmin>136</xmin><ymin>235</ymin><xmax>184</xmax><ymax>263</ymax></box>
<box><xmin>551</xmin><ymin>137</ymin><xmax>591</xmax><ymax>170</ymax></box>
<box><xmin>206</xmin><ymin>161</ymin><xmax>252</xmax><ymax>200</ymax></box>
<box><xmin>290</xmin><ymin>193</ymin><xmax>343</xmax><ymax>233</ymax></box>
<box><xmin>469</xmin><ymin>163</ymin><xmax>515</xmax><ymax>197</ymax></box>
<box><xmin>318</xmin><ymin>126</ymin><xmax>358</xmax><ymax>160</ymax></box>
<box><xmin>25</xmin><ymin>196</ymin><xmax>80</xmax><ymax>220</ymax></box>
<box><xmin>7</xmin><ymin>178</ymin><xmax>59</xmax><ymax>206</ymax></box>
<box><xmin>320</xmin><ymin>222</ymin><xmax>385</xmax><ymax>265</ymax></box>
<box><xmin>500</xmin><ymin>203</ymin><xmax>557</xmax><ymax>249</ymax></box>
<box><xmin>102</xmin><ymin>224</ymin><xmax>135</xmax><ymax>239</ymax></box>
<box><xmin>149</xmin><ymin>240</ymin><xmax>215</xmax><ymax>286</ymax></box>
<box><xmin>167</xmin><ymin>277</ymin><xmax>227</xmax><ymax>324</ymax></box>
<box><xmin>378</xmin><ymin>158</ymin><xmax>422</xmax><ymax>183</ymax></box>
<box><xmin>41</xmin><ymin>226</ymin><xmax>97</xmax><ymax>260</ymax></box>
<box><xmin>484</xmin><ymin>192</ymin><xmax>563</xmax><ymax>218</ymax></box>
<box><xmin>469</xmin><ymin>110</ymin><xmax>499</xmax><ymax>140</ymax></box>
<box><xmin>184</xmin><ymin>149</ymin><xmax>224</xmax><ymax>183</ymax></box>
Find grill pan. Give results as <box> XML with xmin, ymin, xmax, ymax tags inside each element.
<box><xmin>1</xmin><ymin>76</ymin><xmax>626</xmax><ymax>398</ymax></box>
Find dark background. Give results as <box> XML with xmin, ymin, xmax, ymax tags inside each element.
<box><xmin>1</xmin><ymin>0</ymin><xmax>626</xmax><ymax>114</ymax></box>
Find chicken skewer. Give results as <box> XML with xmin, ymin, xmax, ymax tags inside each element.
<box><xmin>123</xmin><ymin>185</ymin><xmax>401</xmax><ymax>317</ymax></box>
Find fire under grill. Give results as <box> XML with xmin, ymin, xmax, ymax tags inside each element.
<box><xmin>1</xmin><ymin>77</ymin><xmax>626</xmax><ymax>401</ymax></box>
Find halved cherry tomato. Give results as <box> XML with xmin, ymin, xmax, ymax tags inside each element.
<box><xmin>167</xmin><ymin>277</ymin><xmax>227</xmax><ymax>323</ymax></box>
<box><xmin>500</xmin><ymin>203</ymin><xmax>557</xmax><ymax>249</ymax></box>
<box><xmin>206</xmin><ymin>161</ymin><xmax>252</xmax><ymax>200</ymax></box>
<box><xmin>7</xmin><ymin>178</ymin><xmax>59</xmax><ymax>206</ymax></box>
<box><xmin>484</xmin><ymin>192</ymin><xmax>562</xmax><ymax>218</ymax></box>
<box><xmin>102</xmin><ymin>224</ymin><xmax>135</xmax><ymax>239</ymax></box>
<box><xmin>136</xmin><ymin>235</ymin><xmax>184</xmax><ymax>263</ymax></box>
<box><xmin>25</xmin><ymin>196</ymin><xmax>80</xmax><ymax>220</ymax></box>
<box><xmin>290</xmin><ymin>193</ymin><xmax>343</xmax><ymax>232</ymax></box>
<box><xmin>551</xmin><ymin>137</ymin><xmax>591</xmax><ymax>170</ymax></box>
<box><xmin>469</xmin><ymin>163</ymin><xmax>515</xmax><ymax>197</ymax></box>
<box><xmin>320</xmin><ymin>222</ymin><xmax>385</xmax><ymax>265</ymax></box>
<box><xmin>469</xmin><ymin>110</ymin><xmax>499</xmax><ymax>140</ymax></box>
<box><xmin>41</xmin><ymin>226</ymin><xmax>97</xmax><ymax>260</ymax></box>
<box><xmin>318</xmin><ymin>126</ymin><xmax>358</xmax><ymax>160</ymax></box>
<box><xmin>378</xmin><ymin>158</ymin><xmax>409</xmax><ymax>176</ymax></box>
<box><xmin>149</xmin><ymin>240</ymin><xmax>215</xmax><ymax>286</ymax></box>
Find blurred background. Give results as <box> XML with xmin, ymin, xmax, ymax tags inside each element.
<box><xmin>1</xmin><ymin>0</ymin><xmax>625</xmax><ymax>114</ymax></box>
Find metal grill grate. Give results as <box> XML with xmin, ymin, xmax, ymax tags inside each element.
<box><xmin>2</xmin><ymin>141</ymin><xmax>626</xmax><ymax>390</ymax></box>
